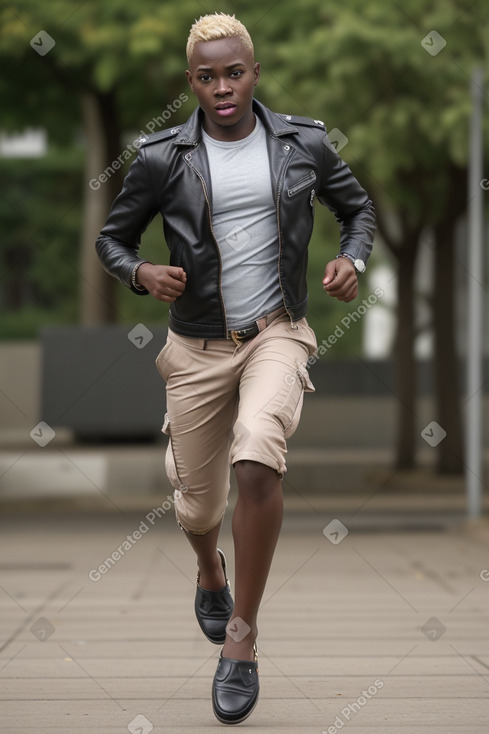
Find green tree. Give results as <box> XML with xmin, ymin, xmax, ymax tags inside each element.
<box><xmin>0</xmin><ymin>151</ymin><xmax>82</xmax><ymax>337</ymax></box>
<box><xmin>0</xmin><ymin>0</ymin><xmax>198</xmax><ymax>323</ymax></box>
<box><xmin>255</xmin><ymin>0</ymin><xmax>489</xmax><ymax>472</ymax></box>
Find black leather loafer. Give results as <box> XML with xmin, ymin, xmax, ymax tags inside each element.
<box><xmin>212</xmin><ymin>646</ymin><xmax>259</xmax><ymax>725</ymax></box>
<box><xmin>195</xmin><ymin>548</ymin><xmax>234</xmax><ymax>644</ymax></box>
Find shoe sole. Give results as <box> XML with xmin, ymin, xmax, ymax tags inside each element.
<box><xmin>203</xmin><ymin>630</ymin><xmax>227</xmax><ymax>645</ymax></box>
<box><xmin>212</xmin><ymin>692</ymin><xmax>259</xmax><ymax>725</ymax></box>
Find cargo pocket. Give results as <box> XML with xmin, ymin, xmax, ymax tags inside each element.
<box><xmin>273</xmin><ymin>360</ymin><xmax>315</xmax><ymax>438</ymax></box>
<box><xmin>161</xmin><ymin>413</ymin><xmax>186</xmax><ymax>493</ymax></box>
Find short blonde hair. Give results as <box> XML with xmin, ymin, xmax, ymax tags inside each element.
<box><xmin>186</xmin><ymin>13</ymin><xmax>254</xmax><ymax>65</ymax></box>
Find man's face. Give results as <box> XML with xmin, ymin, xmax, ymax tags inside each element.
<box><xmin>186</xmin><ymin>37</ymin><xmax>260</xmax><ymax>141</ymax></box>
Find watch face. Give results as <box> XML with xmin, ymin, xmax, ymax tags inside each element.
<box><xmin>354</xmin><ymin>259</ymin><xmax>366</xmax><ymax>273</ymax></box>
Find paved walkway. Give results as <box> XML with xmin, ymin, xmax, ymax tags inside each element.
<box><xmin>1</xmin><ymin>506</ymin><xmax>489</xmax><ymax>733</ymax></box>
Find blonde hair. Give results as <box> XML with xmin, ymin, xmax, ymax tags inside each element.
<box><xmin>186</xmin><ymin>13</ymin><xmax>254</xmax><ymax>65</ymax></box>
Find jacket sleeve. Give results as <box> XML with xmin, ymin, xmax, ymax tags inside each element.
<box><xmin>95</xmin><ymin>149</ymin><xmax>160</xmax><ymax>294</ymax></box>
<box><xmin>317</xmin><ymin>132</ymin><xmax>376</xmax><ymax>266</ymax></box>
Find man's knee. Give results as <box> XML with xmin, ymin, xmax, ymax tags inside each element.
<box><xmin>234</xmin><ymin>460</ymin><xmax>281</xmax><ymax>500</ymax></box>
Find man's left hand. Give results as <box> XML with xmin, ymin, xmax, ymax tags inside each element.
<box><xmin>322</xmin><ymin>258</ymin><xmax>358</xmax><ymax>302</ymax></box>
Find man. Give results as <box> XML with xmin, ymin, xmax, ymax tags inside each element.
<box><xmin>96</xmin><ymin>12</ymin><xmax>375</xmax><ymax>725</ymax></box>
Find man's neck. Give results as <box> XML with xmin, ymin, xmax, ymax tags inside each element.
<box><xmin>203</xmin><ymin>110</ymin><xmax>256</xmax><ymax>142</ymax></box>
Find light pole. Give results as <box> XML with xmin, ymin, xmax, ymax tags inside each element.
<box><xmin>466</xmin><ymin>66</ymin><xmax>485</xmax><ymax>519</ymax></box>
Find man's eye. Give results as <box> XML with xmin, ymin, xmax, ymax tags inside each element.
<box><xmin>230</xmin><ymin>70</ymin><xmax>243</xmax><ymax>78</ymax></box>
<box><xmin>199</xmin><ymin>75</ymin><xmax>211</xmax><ymax>82</ymax></box>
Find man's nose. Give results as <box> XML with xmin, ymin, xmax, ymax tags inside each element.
<box><xmin>214</xmin><ymin>77</ymin><xmax>232</xmax><ymax>95</ymax></box>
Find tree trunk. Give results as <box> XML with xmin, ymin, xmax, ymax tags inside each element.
<box><xmin>371</xmin><ymin>205</ymin><xmax>422</xmax><ymax>471</ymax></box>
<box><xmin>432</xmin><ymin>164</ymin><xmax>467</xmax><ymax>475</ymax></box>
<box><xmin>432</xmin><ymin>164</ymin><xmax>466</xmax><ymax>474</ymax></box>
<box><xmin>80</xmin><ymin>91</ymin><xmax>121</xmax><ymax>325</ymax></box>
<box><xmin>394</xmin><ymin>246</ymin><xmax>417</xmax><ymax>469</ymax></box>
<box><xmin>433</xmin><ymin>222</ymin><xmax>464</xmax><ymax>472</ymax></box>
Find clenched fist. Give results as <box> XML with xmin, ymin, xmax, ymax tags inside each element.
<box><xmin>136</xmin><ymin>263</ymin><xmax>187</xmax><ymax>303</ymax></box>
<box><xmin>322</xmin><ymin>257</ymin><xmax>358</xmax><ymax>302</ymax></box>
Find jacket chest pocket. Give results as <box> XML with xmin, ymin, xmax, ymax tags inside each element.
<box><xmin>287</xmin><ymin>170</ymin><xmax>317</xmax><ymax>197</ymax></box>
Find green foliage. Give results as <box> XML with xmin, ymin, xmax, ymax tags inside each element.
<box><xmin>256</xmin><ymin>0</ymin><xmax>489</xmax><ymax>221</ymax></box>
<box><xmin>0</xmin><ymin>150</ymin><xmax>83</xmax><ymax>337</ymax></box>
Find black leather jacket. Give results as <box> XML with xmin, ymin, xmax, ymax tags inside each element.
<box><xmin>96</xmin><ymin>99</ymin><xmax>375</xmax><ymax>338</ymax></box>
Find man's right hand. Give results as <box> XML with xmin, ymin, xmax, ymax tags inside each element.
<box><xmin>136</xmin><ymin>263</ymin><xmax>187</xmax><ymax>302</ymax></box>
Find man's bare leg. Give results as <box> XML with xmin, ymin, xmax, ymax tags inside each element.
<box><xmin>222</xmin><ymin>459</ymin><xmax>283</xmax><ymax>661</ymax></box>
<box><xmin>184</xmin><ymin>521</ymin><xmax>226</xmax><ymax>591</ymax></box>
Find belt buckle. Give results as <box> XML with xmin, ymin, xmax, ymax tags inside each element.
<box><xmin>230</xmin><ymin>330</ymin><xmax>245</xmax><ymax>347</ymax></box>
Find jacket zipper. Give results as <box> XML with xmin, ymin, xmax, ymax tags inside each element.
<box><xmin>185</xmin><ymin>152</ymin><xmax>228</xmax><ymax>336</ymax></box>
<box><xmin>287</xmin><ymin>170</ymin><xmax>317</xmax><ymax>197</ymax></box>
<box><xmin>275</xmin><ymin>145</ymin><xmax>298</xmax><ymax>329</ymax></box>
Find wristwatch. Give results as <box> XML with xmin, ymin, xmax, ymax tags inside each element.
<box><xmin>336</xmin><ymin>253</ymin><xmax>366</xmax><ymax>273</ymax></box>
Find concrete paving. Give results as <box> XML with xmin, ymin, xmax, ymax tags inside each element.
<box><xmin>1</xmin><ymin>501</ymin><xmax>489</xmax><ymax>733</ymax></box>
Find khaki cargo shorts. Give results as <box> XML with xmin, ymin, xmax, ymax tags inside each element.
<box><xmin>155</xmin><ymin>309</ymin><xmax>317</xmax><ymax>535</ymax></box>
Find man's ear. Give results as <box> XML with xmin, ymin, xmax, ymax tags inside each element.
<box><xmin>185</xmin><ymin>69</ymin><xmax>194</xmax><ymax>91</ymax></box>
<box><xmin>253</xmin><ymin>62</ymin><xmax>261</xmax><ymax>87</ymax></box>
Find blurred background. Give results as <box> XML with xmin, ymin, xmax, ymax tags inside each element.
<box><xmin>0</xmin><ymin>0</ymin><xmax>488</xmax><ymax>520</ymax></box>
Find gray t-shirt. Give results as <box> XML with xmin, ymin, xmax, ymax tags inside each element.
<box><xmin>203</xmin><ymin>117</ymin><xmax>282</xmax><ymax>330</ymax></box>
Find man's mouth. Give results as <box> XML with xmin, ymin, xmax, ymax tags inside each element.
<box><xmin>215</xmin><ymin>103</ymin><xmax>237</xmax><ymax>116</ymax></box>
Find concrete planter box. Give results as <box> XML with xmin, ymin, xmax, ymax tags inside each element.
<box><xmin>41</xmin><ymin>325</ymin><xmax>168</xmax><ymax>441</ymax></box>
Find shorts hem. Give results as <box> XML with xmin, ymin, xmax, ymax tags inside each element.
<box><xmin>175</xmin><ymin>509</ymin><xmax>226</xmax><ymax>536</ymax></box>
<box><xmin>232</xmin><ymin>450</ymin><xmax>286</xmax><ymax>477</ymax></box>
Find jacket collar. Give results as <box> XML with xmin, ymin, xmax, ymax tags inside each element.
<box><xmin>173</xmin><ymin>98</ymin><xmax>298</xmax><ymax>146</ymax></box>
